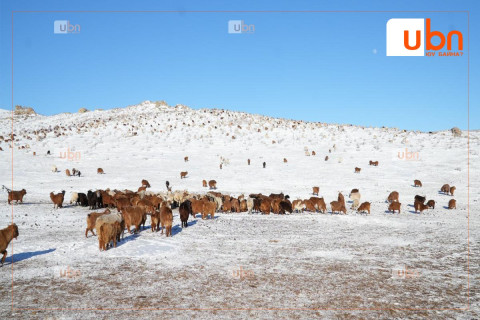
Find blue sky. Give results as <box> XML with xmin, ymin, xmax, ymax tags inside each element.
<box><xmin>0</xmin><ymin>0</ymin><xmax>477</xmax><ymax>131</ymax></box>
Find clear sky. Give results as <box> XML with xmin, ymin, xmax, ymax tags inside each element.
<box><xmin>0</xmin><ymin>0</ymin><xmax>477</xmax><ymax>131</ymax></box>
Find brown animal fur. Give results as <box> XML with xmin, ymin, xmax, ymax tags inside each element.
<box><xmin>426</xmin><ymin>200</ymin><xmax>435</xmax><ymax>209</ymax></box>
<box><xmin>184</xmin><ymin>156</ymin><xmax>189</xmax><ymax>162</ymax></box>
<box><xmin>260</xmin><ymin>198</ymin><xmax>272</xmax><ymax>214</ymax></box>
<box><xmin>50</xmin><ymin>191</ymin><xmax>65</xmax><ymax>209</ymax></box>
<box><xmin>98</xmin><ymin>221</ymin><xmax>121</xmax><ymax>251</ymax></box>
<box><xmin>160</xmin><ymin>206</ymin><xmax>173</xmax><ymax>236</ymax></box>
<box><xmin>449</xmin><ymin>186</ymin><xmax>456</xmax><ymax>196</ymax></box>
<box><xmin>354</xmin><ymin>167</ymin><xmax>361</xmax><ymax>173</ymax></box>
<box><xmin>312</xmin><ymin>186</ymin><xmax>319</xmax><ymax>196</ymax></box>
<box><xmin>202</xmin><ymin>180</ymin><xmax>207</xmax><ymax>188</ymax></box>
<box><xmin>208</xmin><ymin>180</ymin><xmax>217</xmax><ymax>189</ymax></box>
<box><xmin>388</xmin><ymin>201</ymin><xmax>401</xmax><ymax>213</ymax></box>
<box><xmin>414</xmin><ymin>180</ymin><xmax>422</xmax><ymax>187</ymax></box>
<box><xmin>357</xmin><ymin>202</ymin><xmax>371</xmax><ymax>214</ymax></box>
<box><xmin>85</xmin><ymin>209</ymin><xmax>111</xmax><ymax>237</ymax></box>
<box><xmin>0</xmin><ymin>224</ymin><xmax>19</xmax><ymax>266</ymax></box>
<box><xmin>387</xmin><ymin>191</ymin><xmax>399</xmax><ymax>203</ymax></box>
<box><xmin>414</xmin><ymin>201</ymin><xmax>428</xmax><ymax>213</ymax></box>
<box><xmin>141</xmin><ymin>179</ymin><xmax>151</xmax><ymax>188</ymax></box>
<box><xmin>97</xmin><ymin>168</ymin><xmax>104</xmax><ymax>174</ymax></box>
<box><xmin>202</xmin><ymin>201</ymin><xmax>216</xmax><ymax>220</ymax></box>
<box><xmin>66</xmin><ymin>169</ymin><xmax>71</xmax><ymax>176</ymax></box>
<box><xmin>440</xmin><ymin>184</ymin><xmax>450</xmax><ymax>194</ymax></box>
<box><xmin>180</xmin><ymin>171</ymin><xmax>188</xmax><ymax>179</ymax></box>
<box><xmin>122</xmin><ymin>206</ymin><xmax>146</xmax><ymax>233</ymax></box>
<box><xmin>330</xmin><ymin>201</ymin><xmax>347</xmax><ymax>214</ymax></box>
<box><xmin>448</xmin><ymin>199</ymin><xmax>456</xmax><ymax>209</ymax></box>
<box><xmin>8</xmin><ymin>189</ymin><xmax>26</xmax><ymax>204</ymax></box>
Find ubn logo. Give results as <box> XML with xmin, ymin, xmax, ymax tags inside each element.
<box><xmin>386</xmin><ymin>18</ymin><xmax>463</xmax><ymax>56</ymax></box>
<box><xmin>397</xmin><ymin>148</ymin><xmax>420</xmax><ymax>161</ymax></box>
<box><xmin>232</xmin><ymin>266</ymin><xmax>254</xmax><ymax>280</ymax></box>
<box><xmin>59</xmin><ymin>148</ymin><xmax>81</xmax><ymax>161</ymax></box>
<box><xmin>392</xmin><ymin>265</ymin><xmax>421</xmax><ymax>279</ymax></box>
<box><xmin>59</xmin><ymin>265</ymin><xmax>81</xmax><ymax>279</ymax></box>
<box><xmin>228</xmin><ymin>20</ymin><xmax>255</xmax><ymax>34</ymax></box>
<box><xmin>54</xmin><ymin>20</ymin><xmax>81</xmax><ymax>34</ymax></box>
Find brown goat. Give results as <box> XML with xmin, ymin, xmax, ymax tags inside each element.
<box><xmin>448</xmin><ymin>199</ymin><xmax>456</xmax><ymax>209</ymax></box>
<box><xmin>283</xmin><ymin>158</ymin><xmax>288</xmax><ymax>163</ymax></box>
<box><xmin>309</xmin><ymin>197</ymin><xmax>326</xmax><ymax>213</ymax></box>
<box><xmin>0</xmin><ymin>224</ymin><xmax>19</xmax><ymax>266</ymax></box>
<box><xmin>160</xmin><ymin>206</ymin><xmax>173</xmax><ymax>236</ymax></box>
<box><xmin>8</xmin><ymin>189</ymin><xmax>27</xmax><ymax>204</ymax></box>
<box><xmin>180</xmin><ymin>171</ymin><xmax>188</xmax><ymax>179</ymax></box>
<box><xmin>312</xmin><ymin>186</ymin><xmax>319</xmax><ymax>196</ymax></box>
<box><xmin>414</xmin><ymin>180</ymin><xmax>422</xmax><ymax>187</ymax></box>
<box><xmin>142</xmin><ymin>179</ymin><xmax>151</xmax><ymax>188</ymax></box>
<box><xmin>202</xmin><ymin>180</ymin><xmax>207</xmax><ymax>188</ymax></box>
<box><xmin>248</xmin><ymin>159</ymin><xmax>251</xmax><ymax>165</ymax></box>
<box><xmin>387</xmin><ymin>191</ymin><xmax>399</xmax><ymax>203</ymax></box>
<box><xmin>97</xmin><ymin>168</ymin><xmax>104</xmax><ymax>174</ymax></box>
<box><xmin>208</xmin><ymin>180</ymin><xmax>217</xmax><ymax>189</ymax></box>
<box><xmin>260</xmin><ymin>198</ymin><xmax>272</xmax><ymax>214</ymax></box>
<box><xmin>98</xmin><ymin>221</ymin><xmax>121</xmax><ymax>251</ymax></box>
<box><xmin>202</xmin><ymin>201</ymin><xmax>216</xmax><ymax>220</ymax></box>
<box><xmin>122</xmin><ymin>206</ymin><xmax>146</xmax><ymax>233</ymax></box>
<box><xmin>388</xmin><ymin>201</ymin><xmax>401</xmax><ymax>213</ymax></box>
<box><xmin>138</xmin><ymin>186</ymin><xmax>147</xmax><ymax>192</ymax></box>
<box><xmin>440</xmin><ymin>184</ymin><xmax>450</xmax><ymax>194</ymax></box>
<box><xmin>330</xmin><ymin>201</ymin><xmax>347</xmax><ymax>214</ymax></box>
<box><xmin>449</xmin><ymin>186</ymin><xmax>456</xmax><ymax>196</ymax></box>
<box><xmin>85</xmin><ymin>209</ymin><xmax>111</xmax><ymax>237</ymax></box>
<box><xmin>354</xmin><ymin>167</ymin><xmax>361</xmax><ymax>173</ymax></box>
<box><xmin>325</xmin><ymin>156</ymin><xmax>329</xmax><ymax>161</ymax></box>
<box><xmin>66</xmin><ymin>169</ymin><xmax>71</xmax><ymax>176</ymax></box>
<box><xmin>414</xmin><ymin>201</ymin><xmax>429</xmax><ymax>213</ymax></box>
<box><xmin>151</xmin><ymin>210</ymin><xmax>161</xmax><ymax>232</ymax></box>
<box><xmin>312</xmin><ymin>151</ymin><xmax>316</xmax><ymax>156</ymax></box>
<box><xmin>50</xmin><ymin>191</ymin><xmax>65</xmax><ymax>209</ymax></box>
<box><xmin>357</xmin><ymin>202</ymin><xmax>371</xmax><ymax>214</ymax></box>
<box><xmin>426</xmin><ymin>200</ymin><xmax>435</xmax><ymax>209</ymax></box>
<box><xmin>184</xmin><ymin>156</ymin><xmax>189</xmax><ymax>162</ymax></box>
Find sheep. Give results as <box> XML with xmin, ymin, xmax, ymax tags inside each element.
<box><xmin>450</xmin><ymin>186</ymin><xmax>456</xmax><ymax>196</ymax></box>
<box><xmin>312</xmin><ymin>186</ymin><xmax>319</xmax><ymax>196</ymax></box>
<box><xmin>246</xmin><ymin>198</ymin><xmax>254</xmax><ymax>213</ymax></box>
<box><xmin>142</xmin><ymin>179</ymin><xmax>151</xmax><ymax>188</ymax></box>
<box><xmin>426</xmin><ymin>200</ymin><xmax>435</xmax><ymax>209</ymax></box>
<box><xmin>440</xmin><ymin>184</ymin><xmax>450</xmax><ymax>194</ymax></box>
<box><xmin>414</xmin><ymin>201</ymin><xmax>429</xmax><ymax>213</ymax></box>
<box><xmin>388</xmin><ymin>201</ymin><xmax>401</xmax><ymax>213</ymax></box>
<box><xmin>354</xmin><ymin>167</ymin><xmax>361</xmax><ymax>173</ymax></box>
<box><xmin>98</xmin><ymin>221</ymin><xmax>121</xmax><ymax>251</ymax></box>
<box><xmin>8</xmin><ymin>189</ymin><xmax>27</xmax><ymax>204</ymax></box>
<box><xmin>51</xmin><ymin>165</ymin><xmax>57</xmax><ymax>173</ymax></box>
<box><xmin>66</xmin><ymin>169</ymin><xmax>71</xmax><ymax>176</ymax></box>
<box><xmin>448</xmin><ymin>199</ymin><xmax>456</xmax><ymax>209</ymax></box>
<box><xmin>202</xmin><ymin>201</ymin><xmax>216</xmax><ymax>219</ymax></box>
<box><xmin>160</xmin><ymin>206</ymin><xmax>173</xmax><ymax>236</ymax></box>
<box><xmin>70</xmin><ymin>192</ymin><xmax>79</xmax><ymax>205</ymax></box>
<box><xmin>96</xmin><ymin>212</ymin><xmax>124</xmax><ymax>242</ymax></box>
<box><xmin>208</xmin><ymin>180</ymin><xmax>217</xmax><ymax>190</ymax></box>
<box><xmin>50</xmin><ymin>191</ymin><xmax>65</xmax><ymax>209</ymax></box>
<box><xmin>180</xmin><ymin>171</ymin><xmax>188</xmax><ymax>179</ymax></box>
<box><xmin>85</xmin><ymin>209</ymin><xmax>111</xmax><ymax>237</ymax></box>
<box><xmin>330</xmin><ymin>201</ymin><xmax>347</xmax><ymax>214</ymax></box>
<box><xmin>357</xmin><ymin>202</ymin><xmax>371</xmax><ymax>214</ymax></box>
<box><xmin>414</xmin><ymin>180</ymin><xmax>422</xmax><ymax>187</ymax></box>
<box><xmin>122</xmin><ymin>206</ymin><xmax>146</xmax><ymax>233</ymax></box>
<box><xmin>0</xmin><ymin>224</ymin><xmax>19</xmax><ymax>266</ymax></box>
<box><xmin>414</xmin><ymin>195</ymin><xmax>426</xmax><ymax>204</ymax></box>
<box><xmin>179</xmin><ymin>200</ymin><xmax>192</xmax><ymax>227</ymax></box>
<box><xmin>387</xmin><ymin>191</ymin><xmax>399</xmax><ymax>203</ymax></box>
<box><xmin>97</xmin><ymin>168</ymin><xmax>104</xmax><ymax>174</ymax></box>
<box><xmin>184</xmin><ymin>156</ymin><xmax>189</xmax><ymax>162</ymax></box>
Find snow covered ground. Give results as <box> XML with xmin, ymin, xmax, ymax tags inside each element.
<box><xmin>0</xmin><ymin>101</ymin><xmax>478</xmax><ymax>319</ymax></box>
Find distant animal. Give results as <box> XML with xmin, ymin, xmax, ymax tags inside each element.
<box><xmin>448</xmin><ymin>199</ymin><xmax>456</xmax><ymax>209</ymax></box>
<box><xmin>414</xmin><ymin>180</ymin><xmax>422</xmax><ymax>187</ymax></box>
<box><xmin>66</xmin><ymin>169</ymin><xmax>71</xmax><ymax>177</ymax></box>
<box><xmin>202</xmin><ymin>180</ymin><xmax>207</xmax><ymax>188</ymax></box>
<box><xmin>357</xmin><ymin>202</ymin><xmax>371</xmax><ymax>214</ymax></box>
<box><xmin>180</xmin><ymin>171</ymin><xmax>188</xmax><ymax>179</ymax></box>
<box><xmin>449</xmin><ymin>186</ymin><xmax>456</xmax><ymax>196</ymax></box>
<box><xmin>166</xmin><ymin>181</ymin><xmax>170</xmax><ymax>190</ymax></box>
<box><xmin>142</xmin><ymin>179</ymin><xmax>151</xmax><ymax>188</ymax></box>
<box><xmin>426</xmin><ymin>200</ymin><xmax>435</xmax><ymax>209</ymax></box>
<box><xmin>8</xmin><ymin>189</ymin><xmax>27</xmax><ymax>204</ymax></box>
<box><xmin>325</xmin><ymin>156</ymin><xmax>329</xmax><ymax>161</ymax></box>
<box><xmin>312</xmin><ymin>186</ymin><xmax>319</xmax><ymax>196</ymax></box>
<box><xmin>283</xmin><ymin>158</ymin><xmax>288</xmax><ymax>163</ymax></box>
<box><xmin>369</xmin><ymin>160</ymin><xmax>378</xmax><ymax>166</ymax></box>
<box><xmin>208</xmin><ymin>180</ymin><xmax>217</xmax><ymax>190</ymax></box>
<box><xmin>220</xmin><ymin>163</ymin><xmax>222</xmax><ymax>169</ymax></box>
<box><xmin>87</xmin><ymin>190</ymin><xmax>98</xmax><ymax>210</ymax></box>
<box><xmin>388</xmin><ymin>201</ymin><xmax>401</xmax><ymax>213</ymax></box>
<box><xmin>51</xmin><ymin>165</ymin><xmax>57</xmax><ymax>173</ymax></box>
<box><xmin>248</xmin><ymin>159</ymin><xmax>250</xmax><ymax>165</ymax></box>
<box><xmin>184</xmin><ymin>156</ymin><xmax>189</xmax><ymax>162</ymax></box>
<box><xmin>387</xmin><ymin>191</ymin><xmax>399</xmax><ymax>203</ymax></box>
<box><xmin>138</xmin><ymin>186</ymin><xmax>147</xmax><ymax>192</ymax></box>
<box><xmin>414</xmin><ymin>195</ymin><xmax>426</xmax><ymax>204</ymax></box>
<box><xmin>0</xmin><ymin>224</ymin><xmax>19</xmax><ymax>266</ymax></box>
<box><xmin>97</xmin><ymin>168</ymin><xmax>104</xmax><ymax>174</ymax></box>
<box><xmin>47</xmin><ymin>150</ymin><xmax>51</xmax><ymax>155</ymax></box>
<box><xmin>70</xmin><ymin>192</ymin><xmax>78</xmax><ymax>205</ymax></box>
<box><xmin>349</xmin><ymin>190</ymin><xmax>361</xmax><ymax>209</ymax></box>
<box><xmin>354</xmin><ymin>167</ymin><xmax>361</xmax><ymax>173</ymax></box>
<box><xmin>330</xmin><ymin>201</ymin><xmax>347</xmax><ymax>214</ymax></box>
<box><xmin>312</xmin><ymin>151</ymin><xmax>316</xmax><ymax>156</ymax></box>
<box><xmin>414</xmin><ymin>201</ymin><xmax>429</xmax><ymax>213</ymax></box>
<box><xmin>50</xmin><ymin>191</ymin><xmax>65</xmax><ymax>209</ymax></box>
<box><xmin>179</xmin><ymin>200</ymin><xmax>192</xmax><ymax>228</ymax></box>
<box><xmin>440</xmin><ymin>184</ymin><xmax>450</xmax><ymax>194</ymax></box>
<box><xmin>160</xmin><ymin>206</ymin><xmax>173</xmax><ymax>236</ymax></box>
<box><xmin>263</xmin><ymin>162</ymin><xmax>266</xmax><ymax>168</ymax></box>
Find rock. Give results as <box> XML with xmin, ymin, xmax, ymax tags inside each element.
<box><xmin>451</xmin><ymin>127</ymin><xmax>462</xmax><ymax>137</ymax></box>
<box><xmin>14</xmin><ymin>105</ymin><xmax>36</xmax><ymax>115</ymax></box>
<box><xmin>78</xmin><ymin>108</ymin><xmax>88</xmax><ymax>113</ymax></box>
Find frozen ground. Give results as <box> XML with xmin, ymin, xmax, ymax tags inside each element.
<box><xmin>0</xmin><ymin>101</ymin><xmax>478</xmax><ymax>319</ymax></box>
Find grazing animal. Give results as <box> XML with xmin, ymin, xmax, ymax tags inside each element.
<box><xmin>262</xmin><ymin>162</ymin><xmax>266</xmax><ymax>168</ymax></box>
<box><xmin>208</xmin><ymin>180</ymin><xmax>217</xmax><ymax>190</ymax></box>
<box><xmin>448</xmin><ymin>199</ymin><xmax>456</xmax><ymax>209</ymax></box>
<box><xmin>87</xmin><ymin>191</ymin><xmax>98</xmax><ymax>210</ymax></box>
<box><xmin>247</xmin><ymin>159</ymin><xmax>251</xmax><ymax>165</ymax></box>
<box><xmin>96</xmin><ymin>212</ymin><xmax>124</xmax><ymax>243</ymax></box>
<box><xmin>283</xmin><ymin>158</ymin><xmax>288</xmax><ymax>163</ymax></box>
<box><xmin>330</xmin><ymin>201</ymin><xmax>347</xmax><ymax>214</ymax></box>
<box><xmin>184</xmin><ymin>156</ymin><xmax>189</xmax><ymax>162</ymax></box>
<box><xmin>179</xmin><ymin>200</ymin><xmax>192</xmax><ymax>227</ymax></box>
<box><xmin>122</xmin><ymin>206</ymin><xmax>146</xmax><ymax>233</ymax></box>
<box><xmin>349</xmin><ymin>190</ymin><xmax>361</xmax><ymax>209</ymax></box>
<box><xmin>85</xmin><ymin>209</ymin><xmax>111</xmax><ymax>237</ymax></box>
<box><xmin>70</xmin><ymin>192</ymin><xmax>79</xmax><ymax>205</ymax></box>
<box><xmin>357</xmin><ymin>202</ymin><xmax>371</xmax><ymax>214</ymax></box>
<box><xmin>0</xmin><ymin>224</ymin><xmax>19</xmax><ymax>266</ymax></box>
<box><xmin>312</xmin><ymin>186</ymin><xmax>319</xmax><ymax>196</ymax></box>
<box><xmin>279</xmin><ymin>200</ymin><xmax>293</xmax><ymax>214</ymax></box>
<box><xmin>202</xmin><ymin>201</ymin><xmax>216</xmax><ymax>219</ymax></box>
<box><xmin>414</xmin><ymin>201</ymin><xmax>429</xmax><ymax>213</ymax></box>
<box><xmin>440</xmin><ymin>184</ymin><xmax>450</xmax><ymax>194</ymax></box>
<box><xmin>414</xmin><ymin>195</ymin><xmax>426</xmax><ymax>204</ymax></box>
<box><xmin>98</xmin><ymin>221</ymin><xmax>121</xmax><ymax>251</ymax></box>
<box><xmin>8</xmin><ymin>189</ymin><xmax>27</xmax><ymax>204</ymax></box>
<box><xmin>354</xmin><ymin>167</ymin><xmax>361</xmax><ymax>173</ymax></box>
<box><xmin>387</xmin><ymin>191</ymin><xmax>399</xmax><ymax>203</ymax></box>
<box><xmin>414</xmin><ymin>180</ymin><xmax>422</xmax><ymax>187</ymax></box>
<box><xmin>388</xmin><ymin>201</ymin><xmax>401</xmax><ymax>213</ymax></box>
<box><xmin>220</xmin><ymin>163</ymin><xmax>222</xmax><ymax>170</ymax></box>
<box><xmin>51</xmin><ymin>165</ymin><xmax>57</xmax><ymax>173</ymax></box>
<box><xmin>77</xmin><ymin>193</ymin><xmax>88</xmax><ymax>206</ymax></box>
<box><xmin>312</xmin><ymin>151</ymin><xmax>316</xmax><ymax>156</ymax></box>
<box><xmin>97</xmin><ymin>168</ymin><xmax>104</xmax><ymax>174</ymax></box>
<box><xmin>50</xmin><ymin>191</ymin><xmax>65</xmax><ymax>209</ymax></box>
<box><xmin>180</xmin><ymin>171</ymin><xmax>188</xmax><ymax>179</ymax></box>
<box><xmin>202</xmin><ymin>180</ymin><xmax>207</xmax><ymax>188</ymax></box>
<box><xmin>66</xmin><ymin>169</ymin><xmax>71</xmax><ymax>177</ymax></box>
<box><xmin>426</xmin><ymin>200</ymin><xmax>435</xmax><ymax>209</ymax></box>
<box><xmin>142</xmin><ymin>179</ymin><xmax>151</xmax><ymax>188</ymax></box>
<box><xmin>369</xmin><ymin>160</ymin><xmax>378</xmax><ymax>166</ymax></box>
<box><xmin>160</xmin><ymin>206</ymin><xmax>173</xmax><ymax>236</ymax></box>
<box><xmin>325</xmin><ymin>156</ymin><xmax>329</xmax><ymax>161</ymax></box>
<box><xmin>449</xmin><ymin>186</ymin><xmax>456</xmax><ymax>196</ymax></box>
<box><xmin>260</xmin><ymin>198</ymin><xmax>272</xmax><ymax>214</ymax></box>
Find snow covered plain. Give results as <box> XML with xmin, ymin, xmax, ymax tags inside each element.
<box><xmin>0</xmin><ymin>101</ymin><xmax>478</xmax><ymax>319</ymax></box>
